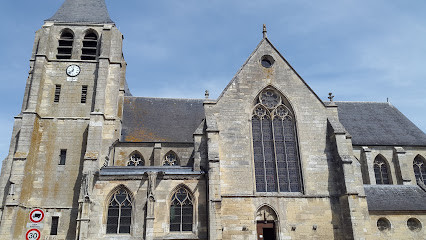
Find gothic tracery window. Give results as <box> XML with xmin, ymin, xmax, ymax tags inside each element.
<box><xmin>252</xmin><ymin>88</ymin><xmax>302</xmax><ymax>192</ymax></box>
<box><xmin>373</xmin><ymin>155</ymin><xmax>391</xmax><ymax>184</ymax></box>
<box><xmin>127</xmin><ymin>153</ymin><xmax>144</xmax><ymax>166</ymax></box>
<box><xmin>163</xmin><ymin>152</ymin><xmax>178</xmax><ymax>166</ymax></box>
<box><xmin>413</xmin><ymin>155</ymin><xmax>426</xmax><ymax>185</ymax></box>
<box><xmin>170</xmin><ymin>187</ymin><xmax>193</xmax><ymax>232</ymax></box>
<box><xmin>106</xmin><ymin>187</ymin><xmax>132</xmax><ymax>234</ymax></box>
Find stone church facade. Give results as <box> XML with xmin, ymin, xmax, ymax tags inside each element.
<box><xmin>0</xmin><ymin>0</ymin><xmax>425</xmax><ymax>239</ymax></box>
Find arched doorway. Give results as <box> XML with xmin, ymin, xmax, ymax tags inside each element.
<box><xmin>256</xmin><ymin>206</ymin><xmax>278</xmax><ymax>240</ymax></box>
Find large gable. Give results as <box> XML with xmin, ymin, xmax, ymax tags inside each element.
<box><xmin>217</xmin><ymin>37</ymin><xmax>325</xmax><ymax>107</ymax></box>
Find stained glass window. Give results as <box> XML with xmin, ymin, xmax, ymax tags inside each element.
<box><xmin>170</xmin><ymin>187</ymin><xmax>193</xmax><ymax>232</ymax></box>
<box><xmin>163</xmin><ymin>152</ymin><xmax>178</xmax><ymax>166</ymax></box>
<box><xmin>106</xmin><ymin>188</ymin><xmax>132</xmax><ymax>234</ymax></box>
<box><xmin>252</xmin><ymin>88</ymin><xmax>302</xmax><ymax>192</ymax></box>
<box><xmin>373</xmin><ymin>156</ymin><xmax>390</xmax><ymax>184</ymax></box>
<box><xmin>127</xmin><ymin>153</ymin><xmax>144</xmax><ymax>166</ymax></box>
<box><xmin>413</xmin><ymin>156</ymin><xmax>426</xmax><ymax>185</ymax></box>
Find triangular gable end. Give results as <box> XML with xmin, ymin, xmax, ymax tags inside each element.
<box><xmin>216</xmin><ymin>37</ymin><xmax>325</xmax><ymax>107</ymax></box>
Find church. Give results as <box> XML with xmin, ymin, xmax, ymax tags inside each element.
<box><xmin>0</xmin><ymin>0</ymin><xmax>425</xmax><ymax>239</ymax></box>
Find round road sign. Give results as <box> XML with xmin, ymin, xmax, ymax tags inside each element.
<box><xmin>26</xmin><ymin>229</ymin><xmax>40</xmax><ymax>240</ymax></box>
<box><xmin>29</xmin><ymin>209</ymin><xmax>44</xmax><ymax>223</ymax></box>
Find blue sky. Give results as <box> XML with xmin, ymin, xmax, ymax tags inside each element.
<box><xmin>0</xmin><ymin>0</ymin><xmax>426</xmax><ymax>160</ymax></box>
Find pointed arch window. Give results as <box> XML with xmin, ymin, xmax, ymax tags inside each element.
<box><xmin>57</xmin><ymin>30</ymin><xmax>74</xmax><ymax>59</ymax></box>
<box><xmin>163</xmin><ymin>152</ymin><xmax>178</xmax><ymax>166</ymax></box>
<box><xmin>413</xmin><ymin>155</ymin><xmax>426</xmax><ymax>185</ymax></box>
<box><xmin>106</xmin><ymin>187</ymin><xmax>132</xmax><ymax>234</ymax></box>
<box><xmin>374</xmin><ymin>155</ymin><xmax>391</xmax><ymax>184</ymax></box>
<box><xmin>170</xmin><ymin>187</ymin><xmax>193</xmax><ymax>232</ymax></box>
<box><xmin>127</xmin><ymin>153</ymin><xmax>144</xmax><ymax>166</ymax></box>
<box><xmin>252</xmin><ymin>88</ymin><xmax>302</xmax><ymax>193</ymax></box>
<box><xmin>81</xmin><ymin>32</ymin><xmax>98</xmax><ymax>60</ymax></box>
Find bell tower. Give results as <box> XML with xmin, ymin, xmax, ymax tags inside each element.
<box><xmin>0</xmin><ymin>0</ymin><xmax>127</xmax><ymax>239</ymax></box>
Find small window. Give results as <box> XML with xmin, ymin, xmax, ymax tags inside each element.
<box><xmin>374</xmin><ymin>155</ymin><xmax>391</xmax><ymax>184</ymax></box>
<box><xmin>54</xmin><ymin>85</ymin><xmax>61</xmax><ymax>103</ymax></box>
<box><xmin>163</xmin><ymin>152</ymin><xmax>178</xmax><ymax>166</ymax></box>
<box><xmin>50</xmin><ymin>216</ymin><xmax>59</xmax><ymax>235</ymax></box>
<box><xmin>81</xmin><ymin>85</ymin><xmax>88</xmax><ymax>103</ymax></box>
<box><xmin>407</xmin><ymin>218</ymin><xmax>422</xmax><ymax>231</ymax></box>
<box><xmin>59</xmin><ymin>149</ymin><xmax>67</xmax><ymax>165</ymax></box>
<box><xmin>81</xmin><ymin>32</ymin><xmax>98</xmax><ymax>60</ymax></box>
<box><xmin>57</xmin><ymin>31</ymin><xmax>74</xmax><ymax>59</ymax></box>
<box><xmin>14</xmin><ymin>131</ymin><xmax>20</xmax><ymax>154</ymax></box>
<box><xmin>8</xmin><ymin>182</ymin><xmax>15</xmax><ymax>195</ymax></box>
<box><xmin>127</xmin><ymin>153</ymin><xmax>144</xmax><ymax>166</ymax></box>
<box><xmin>377</xmin><ymin>218</ymin><xmax>391</xmax><ymax>231</ymax></box>
<box><xmin>413</xmin><ymin>155</ymin><xmax>426</xmax><ymax>185</ymax></box>
<box><xmin>170</xmin><ymin>187</ymin><xmax>193</xmax><ymax>232</ymax></box>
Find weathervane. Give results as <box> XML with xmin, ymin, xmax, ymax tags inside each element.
<box><xmin>328</xmin><ymin>92</ymin><xmax>334</xmax><ymax>102</ymax></box>
<box><xmin>263</xmin><ymin>24</ymin><xmax>267</xmax><ymax>38</ymax></box>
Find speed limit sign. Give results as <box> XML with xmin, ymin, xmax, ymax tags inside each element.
<box><xmin>26</xmin><ymin>229</ymin><xmax>40</xmax><ymax>240</ymax></box>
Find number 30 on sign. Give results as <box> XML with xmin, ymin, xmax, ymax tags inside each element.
<box><xmin>26</xmin><ymin>229</ymin><xmax>40</xmax><ymax>240</ymax></box>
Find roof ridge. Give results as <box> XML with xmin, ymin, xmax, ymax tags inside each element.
<box><xmin>333</xmin><ymin>101</ymin><xmax>390</xmax><ymax>104</ymax></box>
<box><xmin>125</xmin><ymin>96</ymin><xmax>205</xmax><ymax>101</ymax></box>
<box><xmin>364</xmin><ymin>184</ymin><xmax>420</xmax><ymax>188</ymax></box>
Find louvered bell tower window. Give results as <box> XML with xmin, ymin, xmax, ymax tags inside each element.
<box><xmin>252</xmin><ymin>88</ymin><xmax>302</xmax><ymax>193</ymax></box>
<box><xmin>413</xmin><ymin>156</ymin><xmax>426</xmax><ymax>184</ymax></box>
<box><xmin>106</xmin><ymin>188</ymin><xmax>132</xmax><ymax>234</ymax></box>
<box><xmin>57</xmin><ymin>31</ymin><xmax>74</xmax><ymax>59</ymax></box>
<box><xmin>170</xmin><ymin>187</ymin><xmax>193</xmax><ymax>232</ymax></box>
<box><xmin>81</xmin><ymin>85</ymin><xmax>88</xmax><ymax>103</ymax></box>
<box><xmin>54</xmin><ymin>85</ymin><xmax>61</xmax><ymax>103</ymax></box>
<box><xmin>374</xmin><ymin>156</ymin><xmax>391</xmax><ymax>184</ymax></box>
<box><xmin>81</xmin><ymin>32</ymin><xmax>98</xmax><ymax>60</ymax></box>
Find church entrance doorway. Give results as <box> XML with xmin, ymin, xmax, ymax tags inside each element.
<box><xmin>256</xmin><ymin>205</ymin><xmax>278</xmax><ymax>240</ymax></box>
<box><xmin>257</xmin><ymin>222</ymin><xmax>276</xmax><ymax>240</ymax></box>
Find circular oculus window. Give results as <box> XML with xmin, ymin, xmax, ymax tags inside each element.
<box><xmin>407</xmin><ymin>218</ymin><xmax>422</xmax><ymax>231</ymax></box>
<box><xmin>377</xmin><ymin>218</ymin><xmax>391</xmax><ymax>232</ymax></box>
<box><xmin>261</xmin><ymin>55</ymin><xmax>275</xmax><ymax>68</ymax></box>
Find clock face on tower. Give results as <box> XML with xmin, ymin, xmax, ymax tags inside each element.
<box><xmin>66</xmin><ymin>65</ymin><xmax>81</xmax><ymax>77</ymax></box>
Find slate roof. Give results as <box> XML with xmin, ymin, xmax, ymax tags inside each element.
<box><xmin>334</xmin><ymin>102</ymin><xmax>426</xmax><ymax>146</ymax></box>
<box><xmin>364</xmin><ymin>185</ymin><xmax>426</xmax><ymax>211</ymax></box>
<box><xmin>121</xmin><ymin>97</ymin><xmax>205</xmax><ymax>143</ymax></box>
<box><xmin>46</xmin><ymin>0</ymin><xmax>113</xmax><ymax>24</ymax></box>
